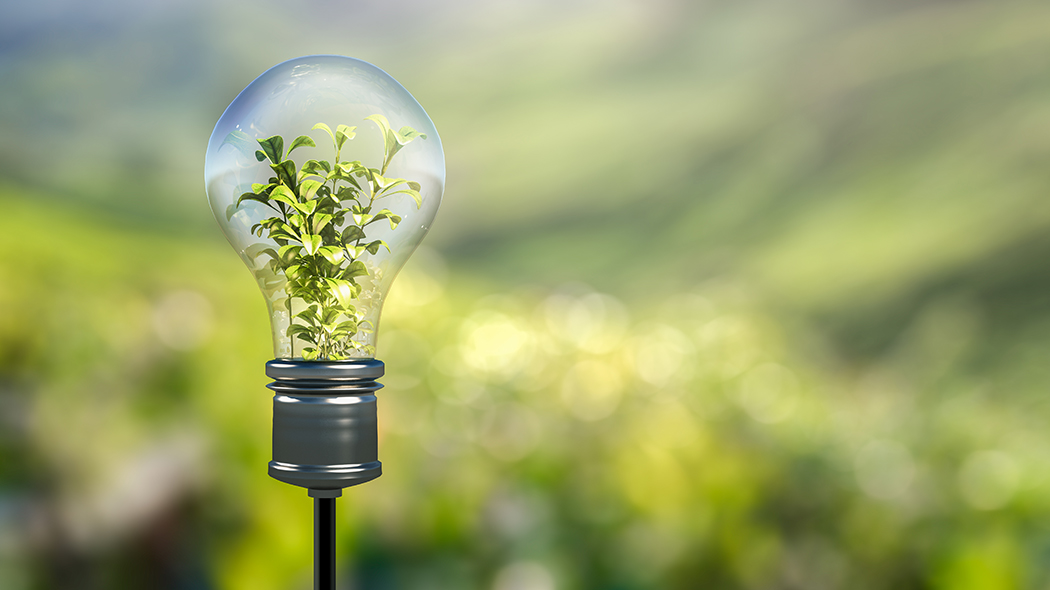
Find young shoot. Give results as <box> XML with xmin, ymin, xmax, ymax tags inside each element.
<box><xmin>229</xmin><ymin>115</ymin><xmax>426</xmax><ymax>359</ymax></box>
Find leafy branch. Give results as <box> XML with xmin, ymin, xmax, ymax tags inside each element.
<box><xmin>227</xmin><ymin>115</ymin><xmax>426</xmax><ymax>359</ymax></box>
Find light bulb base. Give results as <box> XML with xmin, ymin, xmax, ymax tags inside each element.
<box><xmin>265</xmin><ymin>359</ymin><xmax>385</xmax><ymax>492</ymax></box>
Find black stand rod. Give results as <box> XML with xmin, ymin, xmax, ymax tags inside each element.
<box><xmin>315</xmin><ymin>497</ymin><xmax>335</xmax><ymax>590</ymax></box>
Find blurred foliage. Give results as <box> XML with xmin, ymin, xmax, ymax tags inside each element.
<box><xmin>3</xmin><ymin>0</ymin><xmax>1050</xmax><ymax>589</ymax></box>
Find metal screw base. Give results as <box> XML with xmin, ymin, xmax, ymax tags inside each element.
<box><xmin>265</xmin><ymin>358</ymin><xmax>385</xmax><ymax>491</ymax></box>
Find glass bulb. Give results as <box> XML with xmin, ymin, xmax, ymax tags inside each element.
<box><xmin>205</xmin><ymin>55</ymin><xmax>444</xmax><ymax>360</ymax></box>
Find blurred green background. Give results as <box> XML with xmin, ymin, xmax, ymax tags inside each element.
<box><xmin>3</xmin><ymin>0</ymin><xmax>1050</xmax><ymax>588</ymax></box>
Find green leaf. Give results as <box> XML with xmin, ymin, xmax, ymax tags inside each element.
<box><xmin>269</xmin><ymin>185</ymin><xmax>298</xmax><ymax>209</ymax></box>
<box><xmin>255</xmin><ymin>150</ymin><xmax>267</xmax><ymax>162</ymax></box>
<box><xmin>278</xmin><ymin>244</ymin><xmax>302</xmax><ymax>260</ymax></box>
<box><xmin>299</xmin><ymin>159</ymin><xmax>331</xmax><ymax>181</ymax></box>
<box><xmin>296</xmin><ymin>305</ymin><xmax>321</xmax><ymax>324</ymax></box>
<box><xmin>335</xmin><ymin>186</ymin><xmax>360</xmax><ymax>203</ymax></box>
<box><xmin>299</xmin><ymin>179</ymin><xmax>324</xmax><ymax>201</ymax></box>
<box><xmin>312</xmin><ymin>123</ymin><xmax>336</xmax><ymax>148</ymax></box>
<box><xmin>287</xmin><ymin>324</ymin><xmax>313</xmax><ymax>338</ymax></box>
<box><xmin>312</xmin><ymin>213</ymin><xmax>333</xmax><ymax>234</ymax></box>
<box><xmin>332</xmin><ymin>320</ymin><xmax>358</xmax><ymax>337</ymax></box>
<box><xmin>340</xmin><ymin>225</ymin><xmax>366</xmax><ymax>244</ymax></box>
<box><xmin>326</xmin><ymin>278</ymin><xmax>358</xmax><ymax>309</ymax></box>
<box><xmin>315</xmin><ymin>194</ymin><xmax>340</xmax><ymax>211</ymax></box>
<box><xmin>374</xmin><ymin>176</ymin><xmax>409</xmax><ymax>193</ymax></box>
<box><xmin>396</xmin><ymin>125</ymin><xmax>427</xmax><ymax>145</ymax></box>
<box><xmin>340</xmin><ymin>159</ymin><xmax>364</xmax><ymax>170</ymax></box>
<box><xmin>350</xmin><ymin>204</ymin><xmax>373</xmax><ymax>226</ymax></box>
<box><xmin>257</xmin><ymin>135</ymin><xmax>284</xmax><ymax>163</ymax></box>
<box><xmin>330</xmin><ymin>169</ymin><xmax>364</xmax><ymax>193</ymax></box>
<box><xmin>293</xmin><ymin>199</ymin><xmax>318</xmax><ymax>215</ymax></box>
<box><xmin>364</xmin><ymin>239</ymin><xmax>389</xmax><ymax>255</ymax></box>
<box><xmin>385</xmin><ymin>188</ymin><xmax>423</xmax><ymax>208</ymax></box>
<box><xmin>271</xmin><ymin>230</ymin><xmax>299</xmax><ymax>243</ymax></box>
<box><xmin>335</xmin><ymin>125</ymin><xmax>357</xmax><ymax>151</ymax></box>
<box><xmin>287</xmin><ymin>135</ymin><xmax>316</xmax><ymax>154</ymax></box>
<box><xmin>342</xmin><ymin>260</ymin><xmax>368</xmax><ymax>279</ymax></box>
<box><xmin>368</xmin><ymin>208</ymin><xmax>402</xmax><ymax>229</ymax></box>
<box><xmin>321</xmin><ymin>307</ymin><xmax>342</xmax><ymax>326</ymax></box>
<box><xmin>236</xmin><ymin>192</ymin><xmax>269</xmax><ymax>207</ymax></box>
<box><xmin>365</xmin><ymin>114</ymin><xmax>394</xmax><ymax>155</ymax></box>
<box><xmin>271</xmin><ymin>160</ymin><xmax>297</xmax><ymax>188</ymax></box>
<box><xmin>270</xmin><ymin>221</ymin><xmax>298</xmax><ymax>238</ymax></box>
<box><xmin>366</xmin><ymin>115</ymin><xmax>426</xmax><ymax>173</ymax></box>
<box><xmin>302</xmin><ymin>234</ymin><xmax>323</xmax><ymax>255</ymax></box>
<box><xmin>302</xmin><ymin>348</ymin><xmax>320</xmax><ymax>360</ymax></box>
<box><xmin>317</xmin><ymin>246</ymin><xmax>344</xmax><ymax>264</ymax></box>
<box><xmin>351</xmin><ymin>166</ymin><xmax>376</xmax><ymax>189</ymax></box>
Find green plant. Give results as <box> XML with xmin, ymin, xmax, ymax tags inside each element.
<box><xmin>229</xmin><ymin>115</ymin><xmax>426</xmax><ymax>359</ymax></box>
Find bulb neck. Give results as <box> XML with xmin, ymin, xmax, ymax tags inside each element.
<box><xmin>264</xmin><ymin>358</ymin><xmax>385</xmax><ymax>493</ymax></box>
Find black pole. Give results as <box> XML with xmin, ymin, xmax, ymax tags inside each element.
<box><xmin>315</xmin><ymin>497</ymin><xmax>335</xmax><ymax>590</ymax></box>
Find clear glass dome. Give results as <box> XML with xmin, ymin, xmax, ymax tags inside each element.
<box><xmin>205</xmin><ymin>55</ymin><xmax>444</xmax><ymax>360</ymax></box>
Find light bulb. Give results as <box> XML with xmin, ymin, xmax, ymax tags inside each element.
<box><xmin>205</xmin><ymin>55</ymin><xmax>444</xmax><ymax>360</ymax></box>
